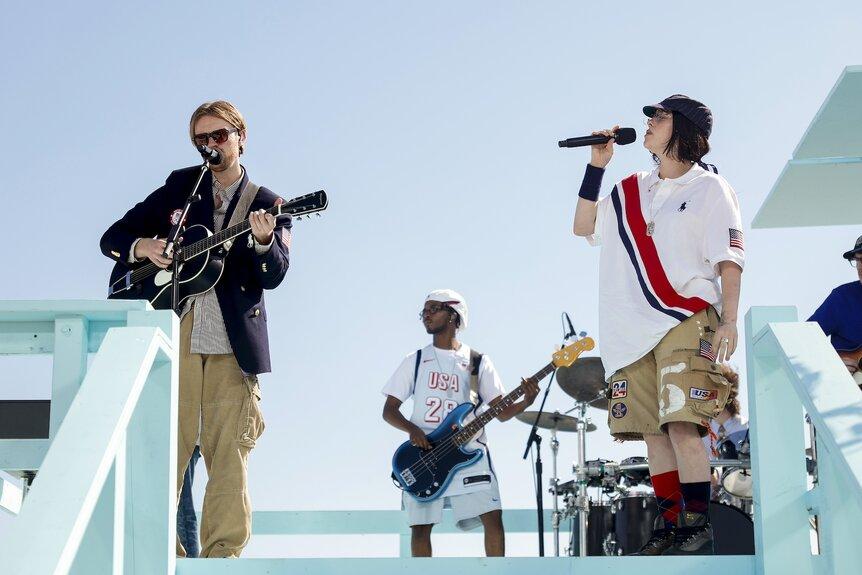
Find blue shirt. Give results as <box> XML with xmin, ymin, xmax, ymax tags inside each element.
<box><xmin>808</xmin><ymin>281</ymin><xmax>862</xmax><ymax>352</ymax></box>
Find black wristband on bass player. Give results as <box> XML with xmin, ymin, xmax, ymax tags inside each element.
<box><xmin>578</xmin><ymin>163</ymin><xmax>605</xmax><ymax>202</ymax></box>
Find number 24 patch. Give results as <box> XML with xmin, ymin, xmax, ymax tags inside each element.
<box><xmin>611</xmin><ymin>380</ymin><xmax>627</xmax><ymax>399</ymax></box>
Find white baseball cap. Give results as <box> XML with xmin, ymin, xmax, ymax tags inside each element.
<box><xmin>425</xmin><ymin>289</ymin><xmax>468</xmax><ymax>330</ymax></box>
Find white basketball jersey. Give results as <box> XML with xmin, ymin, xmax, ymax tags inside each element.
<box><xmin>383</xmin><ymin>343</ymin><xmax>506</xmax><ymax>496</ymax></box>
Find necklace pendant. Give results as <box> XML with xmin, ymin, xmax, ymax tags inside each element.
<box><xmin>646</xmin><ymin>221</ymin><xmax>655</xmax><ymax>236</ymax></box>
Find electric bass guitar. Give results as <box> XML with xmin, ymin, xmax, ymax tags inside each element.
<box><xmin>391</xmin><ymin>336</ymin><xmax>595</xmax><ymax>501</ymax></box>
<box><xmin>107</xmin><ymin>190</ymin><xmax>327</xmax><ymax>310</ymax></box>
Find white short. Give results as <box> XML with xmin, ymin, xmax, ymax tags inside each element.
<box><xmin>402</xmin><ymin>479</ymin><xmax>502</xmax><ymax>531</ymax></box>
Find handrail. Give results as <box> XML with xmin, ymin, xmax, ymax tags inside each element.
<box><xmin>746</xmin><ymin>306</ymin><xmax>862</xmax><ymax>575</ymax></box>
<box><xmin>0</xmin><ymin>301</ymin><xmax>178</xmax><ymax>575</ymax></box>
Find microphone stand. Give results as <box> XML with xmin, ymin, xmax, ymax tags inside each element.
<box><xmin>163</xmin><ymin>161</ymin><xmax>210</xmax><ymax>314</ymax></box>
<box><xmin>523</xmin><ymin>316</ymin><xmax>575</xmax><ymax>557</ymax></box>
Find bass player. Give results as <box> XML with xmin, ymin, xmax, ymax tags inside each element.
<box><xmin>382</xmin><ymin>289</ymin><xmax>539</xmax><ymax>557</ymax></box>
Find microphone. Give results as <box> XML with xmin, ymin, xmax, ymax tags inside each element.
<box><xmin>558</xmin><ymin>127</ymin><xmax>637</xmax><ymax>149</ymax></box>
<box><xmin>563</xmin><ymin>312</ymin><xmax>576</xmax><ymax>340</ymax></box>
<box><xmin>197</xmin><ymin>145</ymin><xmax>222</xmax><ymax>166</ymax></box>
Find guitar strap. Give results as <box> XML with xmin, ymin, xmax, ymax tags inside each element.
<box><xmin>223</xmin><ymin>181</ymin><xmax>261</xmax><ymax>251</ymax></box>
<box><xmin>469</xmin><ymin>349</ymin><xmax>483</xmax><ymax>407</ymax></box>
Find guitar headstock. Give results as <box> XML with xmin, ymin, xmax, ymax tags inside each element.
<box><xmin>551</xmin><ymin>337</ymin><xmax>595</xmax><ymax>368</ymax></box>
<box><xmin>274</xmin><ymin>190</ymin><xmax>328</xmax><ymax>219</ymax></box>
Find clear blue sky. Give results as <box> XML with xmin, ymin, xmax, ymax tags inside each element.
<box><xmin>1</xmin><ymin>0</ymin><xmax>860</xmax><ymax>557</ymax></box>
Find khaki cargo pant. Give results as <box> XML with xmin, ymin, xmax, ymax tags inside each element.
<box><xmin>607</xmin><ymin>307</ymin><xmax>730</xmax><ymax>441</ymax></box>
<box><xmin>176</xmin><ymin>310</ymin><xmax>265</xmax><ymax>558</ymax></box>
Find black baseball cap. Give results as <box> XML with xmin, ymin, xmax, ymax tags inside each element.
<box><xmin>643</xmin><ymin>94</ymin><xmax>713</xmax><ymax>138</ymax></box>
<box><xmin>842</xmin><ymin>235</ymin><xmax>862</xmax><ymax>260</ymax></box>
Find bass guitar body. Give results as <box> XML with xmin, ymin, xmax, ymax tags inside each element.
<box><xmin>107</xmin><ymin>224</ymin><xmax>224</xmax><ymax>310</ymax></box>
<box><xmin>392</xmin><ymin>402</ymin><xmax>484</xmax><ymax>502</ymax></box>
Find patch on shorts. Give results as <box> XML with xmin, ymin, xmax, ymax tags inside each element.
<box><xmin>699</xmin><ymin>339</ymin><xmax>717</xmax><ymax>362</ymax></box>
<box><xmin>689</xmin><ymin>387</ymin><xmax>718</xmax><ymax>401</ymax></box>
<box><xmin>611</xmin><ymin>380</ymin><xmax>628</xmax><ymax>399</ymax></box>
<box><xmin>612</xmin><ymin>402</ymin><xmax>628</xmax><ymax>419</ymax></box>
<box><xmin>659</xmin><ymin>383</ymin><xmax>687</xmax><ymax>417</ymax></box>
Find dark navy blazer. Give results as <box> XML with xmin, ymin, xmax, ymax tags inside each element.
<box><xmin>100</xmin><ymin>165</ymin><xmax>291</xmax><ymax>374</ymax></box>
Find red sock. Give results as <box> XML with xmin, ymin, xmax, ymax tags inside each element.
<box><xmin>651</xmin><ymin>470</ymin><xmax>682</xmax><ymax>527</ymax></box>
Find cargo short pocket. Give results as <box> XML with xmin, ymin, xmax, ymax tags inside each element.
<box><xmin>658</xmin><ymin>352</ymin><xmax>728</xmax><ymax>425</ymax></box>
<box><xmin>685</xmin><ymin>355</ymin><xmax>730</xmax><ymax>421</ymax></box>
<box><xmin>238</xmin><ymin>375</ymin><xmax>265</xmax><ymax>449</ymax></box>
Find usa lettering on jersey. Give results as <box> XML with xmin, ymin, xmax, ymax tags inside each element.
<box><xmin>423</xmin><ymin>371</ymin><xmax>460</xmax><ymax>423</ymax></box>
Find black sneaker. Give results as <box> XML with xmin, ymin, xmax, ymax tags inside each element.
<box><xmin>662</xmin><ymin>510</ymin><xmax>715</xmax><ymax>555</ymax></box>
<box><xmin>629</xmin><ymin>516</ymin><xmax>675</xmax><ymax>556</ymax></box>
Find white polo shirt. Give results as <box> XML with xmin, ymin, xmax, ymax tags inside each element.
<box><xmin>382</xmin><ymin>344</ymin><xmax>505</xmax><ymax>496</ymax></box>
<box><xmin>587</xmin><ymin>164</ymin><xmax>745</xmax><ymax>380</ymax></box>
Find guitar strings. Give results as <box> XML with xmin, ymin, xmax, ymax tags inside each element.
<box><xmin>400</xmin><ymin>360</ymin><xmax>563</xmax><ymax>482</ymax></box>
<box><xmin>400</xmin><ymin>387</ymin><xmax>529</xmax><ymax>481</ymax></box>
<box><xmin>118</xmin><ymin>202</ymin><xmax>317</xmax><ymax>288</ymax></box>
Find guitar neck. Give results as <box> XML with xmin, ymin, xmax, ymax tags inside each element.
<box><xmin>182</xmin><ymin>205</ymin><xmax>282</xmax><ymax>260</ymax></box>
<box><xmin>454</xmin><ymin>361</ymin><xmax>556</xmax><ymax>445</ymax></box>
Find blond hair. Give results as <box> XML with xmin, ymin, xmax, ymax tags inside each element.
<box><xmin>189</xmin><ymin>100</ymin><xmax>247</xmax><ymax>155</ymax></box>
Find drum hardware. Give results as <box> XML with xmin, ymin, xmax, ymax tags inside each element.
<box><xmin>514</xmin><ymin>410</ymin><xmax>593</xmax><ymax>556</ymax></box>
<box><xmin>555</xmin><ymin>357</ymin><xmax>609</xmax><ymax>410</ymax></box>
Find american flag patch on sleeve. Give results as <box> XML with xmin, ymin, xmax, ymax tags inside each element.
<box><xmin>729</xmin><ymin>228</ymin><xmax>744</xmax><ymax>250</ymax></box>
<box><xmin>699</xmin><ymin>338</ymin><xmax>717</xmax><ymax>362</ymax></box>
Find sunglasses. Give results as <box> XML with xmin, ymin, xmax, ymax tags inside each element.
<box><xmin>419</xmin><ymin>304</ymin><xmax>453</xmax><ymax>320</ymax></box>
<box><xmin>192</xmin><ymin>127</ymin><xmax>238</xmax><ymax>147</ymax></box>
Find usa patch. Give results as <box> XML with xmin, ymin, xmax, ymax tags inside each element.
<box><xmin>611</xmin><ymin>380</ymin><xmax>628</xmax><ymax>399</ymax></box>
<box><xmin>729</xmin><ymin>228</ymin><xmax>744</xmax><ymax>250</ymax></box>
<box><xmin>612</xmin><ymin>403</ymin><xmax>628</xmax><ymax>419</ymax></box>
<box><xmin>689</xmin><ymin>387</ymin><xmax>718</xmax><ymax>401</ymax></box>
<box><xmin>169</xmin><ymin>209</ymin><xmax>183</xmax><ymax>225</ymax></box>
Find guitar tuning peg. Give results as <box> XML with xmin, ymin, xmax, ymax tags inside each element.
<box><xmin>315</xmin><ymin>213</ymin><xmax>322</xmax><ymax>218</ymax></box>
<box><xmin>579</xmin><ymin>331</ymin><xmax>587</xmax><ymax>337</ymax></box>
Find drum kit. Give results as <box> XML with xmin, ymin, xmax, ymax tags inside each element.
<box><xmin>514</xmin><ymin>356</ymin><xmax>755</xmax><ymax>557</ymax></box>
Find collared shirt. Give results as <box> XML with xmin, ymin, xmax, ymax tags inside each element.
<box><xmin>585</xmin><ymin>163</ymin><xmax>745</xmax><ymax>380</ymax></box>
<box><xmin>182</xmin><ymin>172</ymin><xmax>246</xmax><ymax>355</ymax></box>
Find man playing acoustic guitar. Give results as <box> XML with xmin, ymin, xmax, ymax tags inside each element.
<box><xmin>100</xmin><ymin>100</ymin><xmax>291</xmax><ymax>558</ymax></box>
<box><xmin>382</xmin><ymin>289</ymin><xmax>539</xmax><ymax>557</ymax></box>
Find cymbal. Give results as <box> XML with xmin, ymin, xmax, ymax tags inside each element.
<box><xmin>555</xmin><ymin>356</ymin><xmax>608</xmax><ymax>409</ymax></box>
<box><xmin>514</xmin><ymin>410</ymin><xmax>597</xmax><ymax>433</ymax></box>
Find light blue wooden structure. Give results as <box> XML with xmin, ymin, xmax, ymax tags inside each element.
<box><xmin>0</xmin><ymin>301</ymin><xmax>860</xmax><ymax>574</ymax></box>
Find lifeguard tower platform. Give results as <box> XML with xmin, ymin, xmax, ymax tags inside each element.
<box><xmin>1</xmin><ymin>66</ymin><xmax>861</xmax><ymax>575</ymax></box>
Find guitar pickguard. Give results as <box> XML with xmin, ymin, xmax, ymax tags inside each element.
<box><xmin>153</xmin><ymin>264</ymin><xmax>184</xmax><ymax>287</ymax></box>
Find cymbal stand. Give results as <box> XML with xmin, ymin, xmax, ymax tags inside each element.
<box><xmin>550</xmin><ymin>425</ymin><xmax>560</xmax><ymax>556</ymax></box>
<box><xmin>574</xmin><ymin>400</ymin><xmax>589</xmax><ymax>557</ymax></box>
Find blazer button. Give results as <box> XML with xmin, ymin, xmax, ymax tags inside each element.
<box><xmin>240</xmin><ymin>286</ymin><xmax>246</xmax><ymax>292</ymax></box>
<box><xmin>254</xmin><ymin>309</ymin><xmax>261</xmax><ymax>317</ymax></box>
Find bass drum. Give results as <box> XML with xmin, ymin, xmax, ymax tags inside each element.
<box><xmin>609</xmin><ymin>495</ymin><xmax>659</xmax><ymax>555</ymax></box>
<box><xmin>608</xmin><ymin>497</ymin><xmax>754</xmax><ymax>555</ymax></box>
<box><xmin>568</xmin><ymin>503</ymin><xmax>613</xmax><ymax>556</ymax></box>
<box><xmin>711</xmin><ymin>501</ymin><xmax>754</xmax><ymax>555</ymax></box>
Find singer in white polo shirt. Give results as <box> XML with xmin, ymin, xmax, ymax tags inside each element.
<box><xmin>572</xmin><ymin>95</ymin><xmax>744</xmax><ymax>556</ymax></box>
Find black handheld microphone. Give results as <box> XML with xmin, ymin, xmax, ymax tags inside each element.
<box><xmin>558</xmin><ymin>127</ymin><xmax>637</xmax><ymax>148</ymax></box>
<box><xmin>197</xmin><ymin>145</ymin><xmax>222</xmax><ymax>166</ymax></box>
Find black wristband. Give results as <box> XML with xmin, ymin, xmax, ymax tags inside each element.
<box><xmin>578</xmin><ymin>163</ymin><xmax>605</xmax><ymax>202</ymax></box>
